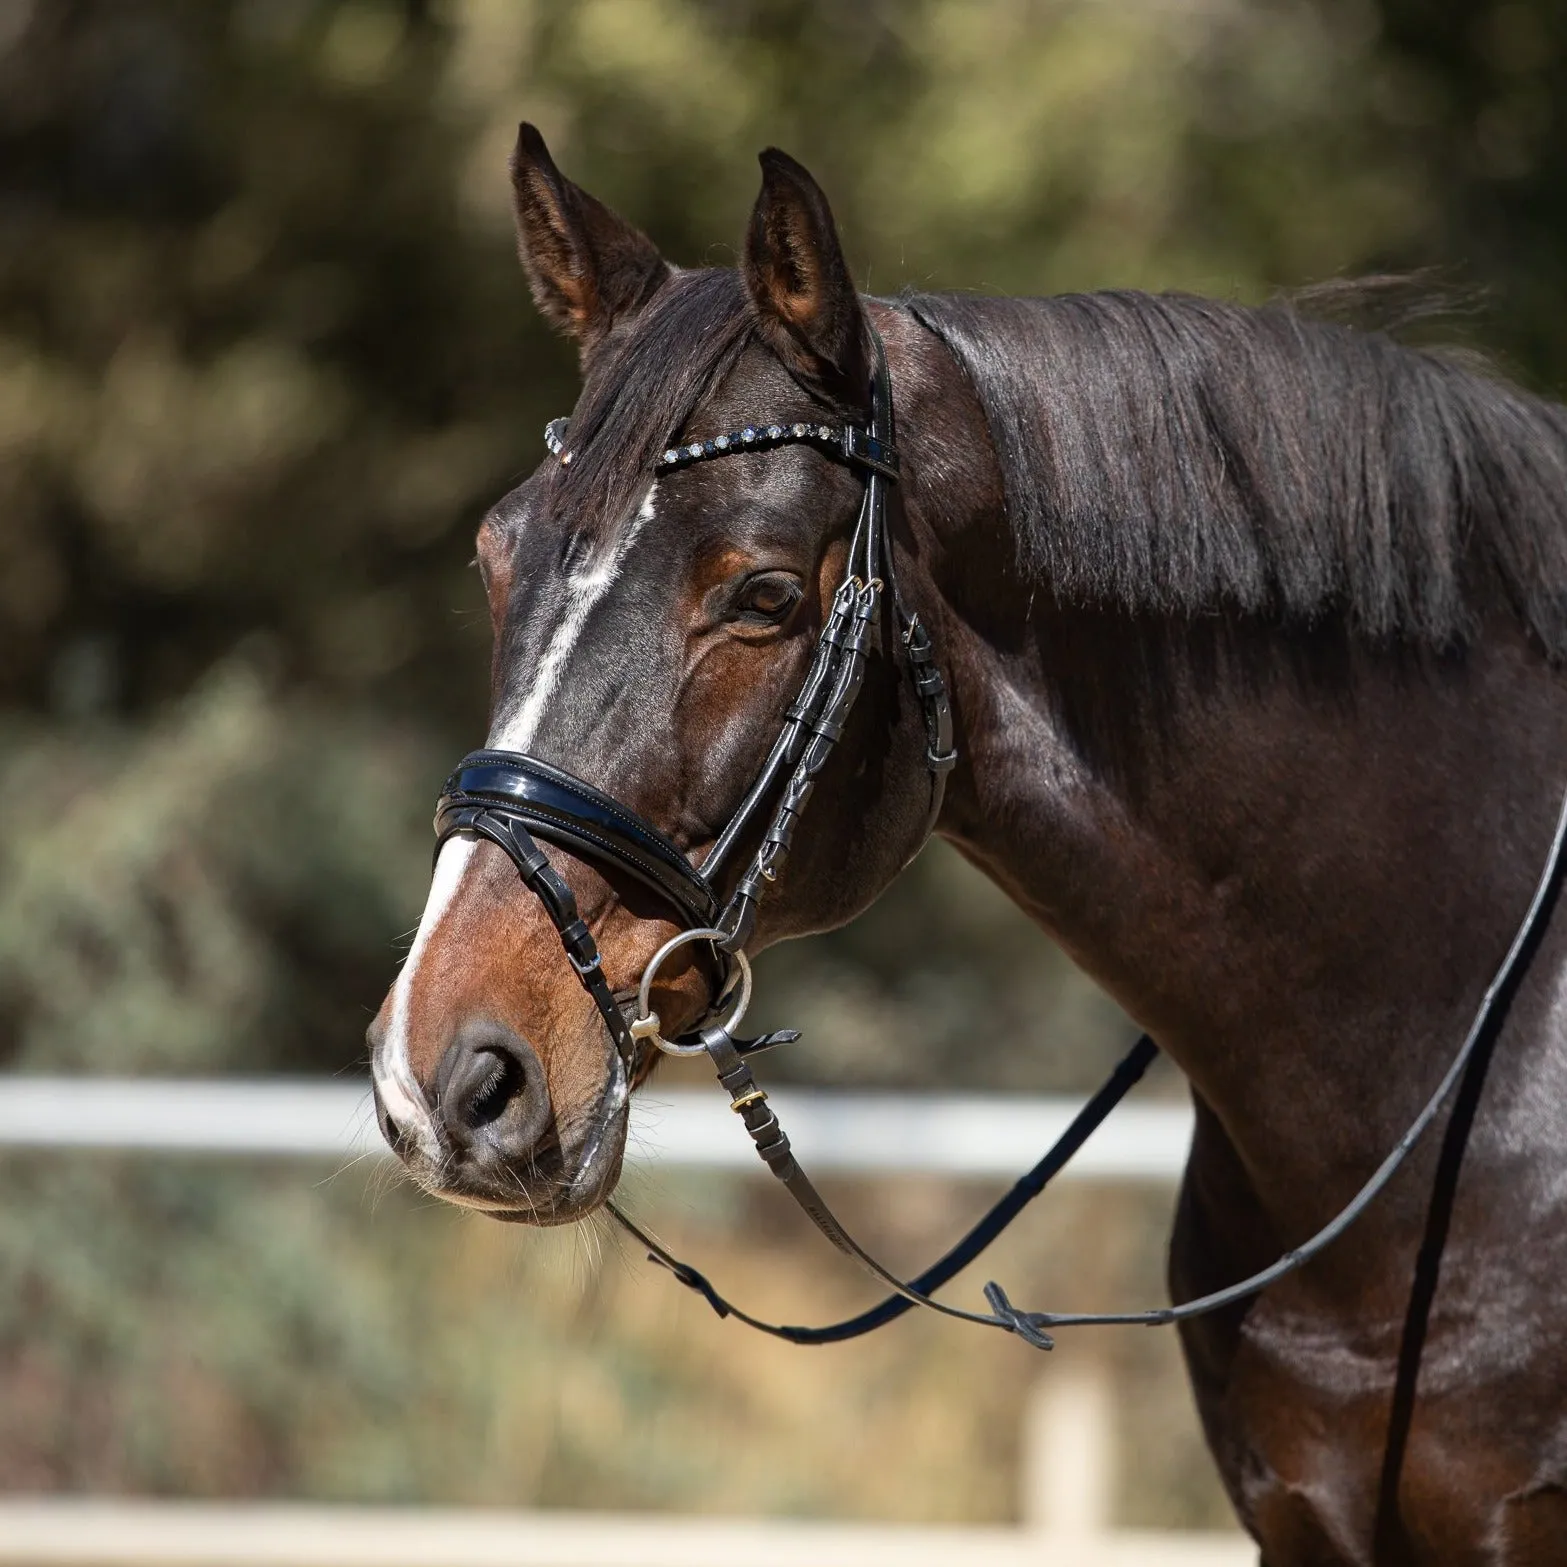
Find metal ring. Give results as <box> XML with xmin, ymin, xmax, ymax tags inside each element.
<box><xmin>630</xmin><ymin>927</ymin><xmax>752</xmax><ymax>1057</ymax></box>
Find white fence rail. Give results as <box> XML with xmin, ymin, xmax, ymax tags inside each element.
<box><xmin>0</xmin><ymin>1497</ymin><xmax>1252</xmax><ymax>1567</ymax></box>
<box><xmin>0</xmin><ymin>1076</ymin><xmax>1193</xmax><ymax>1179</ymax></box>
<box><xmin>0</xmin><ymin>1079</ymin><xmax>1244</xmax><ymax>1564</ymax></box>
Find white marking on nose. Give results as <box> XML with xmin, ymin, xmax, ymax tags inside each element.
<box><xmin>490</xmin><ymin>483</ymin><xmax>659</xmax><ymax>751</ymax></box>
<box><xmin>374</xmin><ymin>835</ymin><xmax>478</xmax><ymax>1159</ymax></box>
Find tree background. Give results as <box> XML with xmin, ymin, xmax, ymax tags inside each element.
<box><xmin>2</xmin><ymin>0</ymin><xmax>1564</xmax><ymax>1528</ymax></box>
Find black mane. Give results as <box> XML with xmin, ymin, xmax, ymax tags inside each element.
<box><xmin>909</xmin><ymin>289</ymin><xmax>1567</xmax><ymax>657</ymax></box>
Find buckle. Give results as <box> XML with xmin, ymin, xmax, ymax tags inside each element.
<box><xmin>567</xmin><ymin>946</ymin><xmax>603</xmax><ymax>978</ymax></box>
<box><xmin>840</xmin><ymin>426</ymin><xmax>899</xmax><ymax>480</ymax></box>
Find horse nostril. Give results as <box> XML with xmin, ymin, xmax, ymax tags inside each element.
<box><xmin>460</xmin><ymin>1047</ymin><xmax>524</xmax><ymax>1130</ymax></box>
<box><xmin>433</xmin><ymin>1025</ymin><xmax>552</xmax><ymax>1160</ymax></box>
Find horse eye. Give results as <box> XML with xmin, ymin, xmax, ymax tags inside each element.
<box><xmin>734</xmin><ymin>573</ymin><xmax>802</xmax><ymax>624</ymax></box>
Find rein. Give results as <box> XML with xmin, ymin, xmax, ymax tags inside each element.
<box><xmin>432</xmin><ymin>323</ymin><xmax>1567</xmax><ymax>1351</ymax></box>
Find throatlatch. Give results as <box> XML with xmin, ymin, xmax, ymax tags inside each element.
<box><xmin>434</xmin><ymin>321</ymin><xmax>1567</xmax><ymax>1351</ymax></box>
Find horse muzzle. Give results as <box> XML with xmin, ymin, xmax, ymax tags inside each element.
<box><xmin>370</xmin><ymin>1011</ymin><xmax>630</xmax><ymax>1225</ymax></box>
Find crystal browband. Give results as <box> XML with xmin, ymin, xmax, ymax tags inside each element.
<box><xmin>543</xmin><ymin>416</ymin><xmax>898</xmax><ymax>480</ymax></box>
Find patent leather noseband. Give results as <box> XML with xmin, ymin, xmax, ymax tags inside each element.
<box><xmin>430</xmin><ymin>320</ymin><xmax>1567</xmax><ymax>1351</ymax></box>
<box><xmin>439</xmin><ymin>752</ymin><xmax>720</xmax><ymax>932</ymax></box>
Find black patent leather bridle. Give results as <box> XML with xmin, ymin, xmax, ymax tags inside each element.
<box><xmin>431</xmin><ymin>322</ymin><xmax>1567</xmax><ymax>1350</ymax></box>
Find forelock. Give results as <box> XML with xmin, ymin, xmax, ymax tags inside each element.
<box><xmin>542</xmin><ymin>268</ymin><xmax>756</xmax><ymax>546</ymax></box>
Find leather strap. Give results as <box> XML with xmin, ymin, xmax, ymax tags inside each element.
<box><xmin>437</xmin><ymin>808</ymin><xmax>642</xmax><ymax>1068</ymax></box>
<box><xmin>712</xmin><ymin>324</ymin><xmax>956</xmax><ymax>948</ymax></box>
<box><xmin>610</xmin><ymin>1033</ymin><xmax>1159</xmax><ymax>1344</ymax></box>
<box><xmin>699</xmin><ymin>579</ymin><xmax>859</xmax><ymax>882</ymax></box>
<box><xmin>615</xmin><ymin>778</ymin><xmax>1567</xmax><ymax>1349</ymax></box>
<box><xmin>438</xmin><ymin>752</ymin><xmax>720</xmax><ymax>931</ymax></box>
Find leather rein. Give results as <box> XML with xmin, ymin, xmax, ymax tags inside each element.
<box><xmin>432</xmin><ymin>323</ymin><xmax>1567</xmax><ymax>1351</ymax></box>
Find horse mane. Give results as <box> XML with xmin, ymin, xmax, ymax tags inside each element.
<box><xmin>907</xmin><ymin>288</ymin><xmax>1567</xmax><ymax>658</ymax></box>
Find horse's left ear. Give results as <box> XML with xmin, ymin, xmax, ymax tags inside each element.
<box><xmin>743</xmin><ymin>149</ymin><xmax>870</xmax><ymax>407</ymax></box>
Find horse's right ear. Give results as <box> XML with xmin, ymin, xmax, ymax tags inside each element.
<box><xmin>509</xmin><ymin>124</ymin><xmax>669</xmax><ymax>360</ymax></box>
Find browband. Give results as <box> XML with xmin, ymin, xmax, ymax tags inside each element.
<box><xmin>544</xmin><ymin>413</ymin><xmax>900</xmax><ymax>483</ymax></box>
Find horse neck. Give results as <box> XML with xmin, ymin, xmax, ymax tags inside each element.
<box><xmin>892</xmin><ymin>309</ymin><xmax>1567</xmax><ymax>1197</ymax></box>
<box><xmin>950</xmin><ymin>606</ymin><xmax>1566</xmax><ymax>1179</ymax></box>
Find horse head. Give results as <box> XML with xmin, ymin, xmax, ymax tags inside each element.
<box><xmin>367</xmin><ymin>127</ymin><xmax>955</xmax><ymax>1223</ymax></box>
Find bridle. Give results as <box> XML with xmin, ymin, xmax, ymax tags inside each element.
<box><xmin>431</xmin><ymin>320</ymin><xmax>1567</xmax><ymax>1351</ymax></box>
<box><xmin>436</xmin><ymin>325</ymin><xmax>953</xmax><ymax>1062</ymax></box>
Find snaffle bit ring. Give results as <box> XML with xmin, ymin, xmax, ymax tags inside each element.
<box><xmin>630</xmin><ymin>927</ymin><xmax>752</xmax><ymax>1057</ymax></box>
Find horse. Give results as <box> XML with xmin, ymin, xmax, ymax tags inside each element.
<box><xmin>366</xmin><ymin>124</ymin><xmax>1567</xmax><ymax>1564</ymax></box>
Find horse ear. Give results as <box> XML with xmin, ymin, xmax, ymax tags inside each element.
<box><xmin>743</xmin><ymin>149</ymin><xmax>870</xmax><ymax>406</ymax></box>
<box><xmin>509</xmin><ymin>123</ymin><xmax>670</xmax><ymax>358</ymax></box>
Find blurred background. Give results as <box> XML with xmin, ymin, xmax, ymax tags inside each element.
<box><xmin>2</xmin><ymin>0</ymin><xmax>1566</xmax><ymax>1541</ymax></box>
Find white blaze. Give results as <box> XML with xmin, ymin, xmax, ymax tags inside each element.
<box><xmin>373</xmin><ymin>835</ymin><xmax>477</xmax><ymax>1156</ymax></box>
<box><xmin>489</xmin><ymin>483</ymin><xmax>658</xmax><ymax>751</ymax></box>
<box><xmin>374</xmin><ymin>484</ymin><xmax>659</xmax><ymax>1150</ymax></box>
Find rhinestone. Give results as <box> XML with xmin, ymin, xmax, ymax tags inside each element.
<box><xmin>817</xmin><ymin>424</ymin><xmax>831</xmax><ymax>439</ymax></box>
<box><xmin>766</xmin><ymin>424</ymin><xmax>783</xmax><ymax>439</ymax></box>
<box><xmin>791</xmin><ymin>422</ymin><xmax>807</xmax><ymax>437</ymax></box>
<box><xmin>741</xmin><ymin>426</ymin><xmax>757</xmax><ymax>442</ymax></box>
<box><xmin>663</xmin><ymin>448</ymin><xmax>679</xmax><ymax>465</ymax></box>
<box><xmin>561</xmin><ymin>452</ymin><xmax>573</xmax><ymax>465</ymax></box>
<box><xmin>703</xmin><ymin>440</ymin><xmax>716</xmax><ymax>455</ymax></box>
<box><xmin>714</xmin><ymin>434</ymin><xmax>730</xmax><ymax>450</ymax></box>
<box><xmin>687</xmin><ymin>443</ymin><xmax>704</xmax><ymax>459</ymax></box>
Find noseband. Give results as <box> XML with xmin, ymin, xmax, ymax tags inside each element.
<box><xmin>431</xmin><ymin>322</ymin><xmax>1567</xmax><ymax>1351</ymax></box>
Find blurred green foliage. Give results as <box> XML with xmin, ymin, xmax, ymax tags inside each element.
<box><xmin>2</xmin><ymin>0</ymin><xmax>1566</xmax><ymax>1519</ymax></box>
